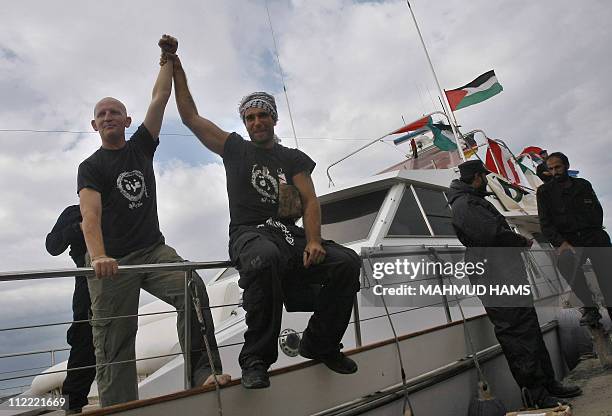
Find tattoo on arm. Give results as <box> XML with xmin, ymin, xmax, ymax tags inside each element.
<box><xmin>278</xmin><ymin>184</ymin><xmax>303</xmax><ymax>219</ymax></box>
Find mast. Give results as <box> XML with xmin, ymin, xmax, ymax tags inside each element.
<box><xmin>405</xmin><ymin>1</ymin><xmax>466</xmax><ymax>162</ymax></box>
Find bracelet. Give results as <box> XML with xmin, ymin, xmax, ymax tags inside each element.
<box><xmin>91</xmin><ymin>255</ymin><xmax>109</xmax><ymax>262</ymax></box>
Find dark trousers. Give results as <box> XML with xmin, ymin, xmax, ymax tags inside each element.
<box><xmin>557</xmin><ymin>230</ymin><xmax>612</xmax><ymax>318</ymax></box>
<box><xmin>484</xmin><ymin>306</ymin><xmax>556</xmax><ymax>389</ymax></box>
<box><xmin>62</xmin><ymin>275</ymin><xmax>96</xmax><ymax>410</ymax></box>
<box><xmin>229</xmin><ymin>225</ymin><xmax>361</xmax><ymax>369</ymax></box>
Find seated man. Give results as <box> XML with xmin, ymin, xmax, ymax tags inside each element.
<box><xmin>167</xmin><ymin>41</ymin><xmax>361</xmax><ymax>389</ymax></box>
<box><xmin>78</xmin><ymin>35</ymin><xmax>228</xmax><ymax>407</ymax></box>
<box><xmin>46</xmin><ymin>205</ymin><xmax>95</xmax><ymax>414</ymax></box>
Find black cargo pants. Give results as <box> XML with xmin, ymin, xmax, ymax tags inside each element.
<box><xmin>229</xmin><ymin>221</ymin><xmax>361</xmax><ymax>369</ymax></box>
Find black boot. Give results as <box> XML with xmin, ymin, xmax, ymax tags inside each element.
<box><xmin>241</xmin><ymin>360</ymin><xmax>270</xmax><ymax>389</ymax></box>
<box><xmin>546</xmin><ymin>380</ymin><xmax>582</xmax><ymax>398</ymax></box>
<box><xmin>523</xmin><ymin>387</ymin><xmax>568</xmax><ymax>409</ymax></box>
<box><xmin>299</xmin><ymin>341</ymin><xmax>357</xmax><ymax>374</ymax></box>
<box><xmin>579</xmin><ymin>307</ymin><xmax>602</xmax><ymax>327</ymax></box>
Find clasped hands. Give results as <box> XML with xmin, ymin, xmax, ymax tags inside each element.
<box><xmin>158</xmin><ymin>34</ymin><xmax>178</xmax><ymax>66</ymax></box>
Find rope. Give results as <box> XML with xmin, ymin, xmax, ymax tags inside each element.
<box><xmin>425</xmin><ymin>248</ymin><xmax>487</xmax><ymax>387</ymax></box>
<box><xmin>364</xmin><ymin>250</ymin><xmax>415</xmax><ymax>416</ymax></box>
<box><xmin>188</xmin><ymin>275</ymin><xmax>223</xmax><ymax>416</ymax></box>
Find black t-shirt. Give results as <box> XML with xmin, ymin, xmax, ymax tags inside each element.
<box><xmin>77</xmin><ymin>124</ymin><xmax>163</xmax><ymax>257</ymax></box>
<box><xmin>223</xmin><ymin>133</ymin><xmax>315</xmax><ymax>231</ymax></box>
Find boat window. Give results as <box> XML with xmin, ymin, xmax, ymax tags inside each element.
<box><xmin>321</xmin><ymin>189</ymin><xmax>388</xmax><ymax>244</ymax></box>
<box><xmin>414</xmin><ymin>186</ymin><xmax>455</xmax><ymax>236</ymax></box>
<box><xmin>387</xmin><ymin>187</ymin><xmax>431</xmax><ymax>236</ymax></box>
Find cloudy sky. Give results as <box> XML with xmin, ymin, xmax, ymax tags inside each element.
<box><xmin>1</xmin><ymin>0</ymin><xmax>611</xmax><ymax>392</ymax></box>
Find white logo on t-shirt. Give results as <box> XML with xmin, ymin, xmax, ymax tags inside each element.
<box><xmin>251</xmin><ymin>164</ymin><xmax>278</xmax><ymax>203</ymax></box>
<box><xmin>117</xmin><ymin>170</ymin><xmax>148</xmax><ymax>209</ymax></box>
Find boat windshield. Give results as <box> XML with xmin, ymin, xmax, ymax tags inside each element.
<box><xmin>387</xmin><ymin>185</ymin><xmax>455</xmax><ymax>237</ymax></box>
<box><xmin>321</xmin><ymin>188</ymin><xmax>389</xmax><ymax>244</ymax></box>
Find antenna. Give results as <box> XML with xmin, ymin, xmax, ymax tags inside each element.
<box><xmin>265</xmin><ymin>0</ymin><xmax>300</xmax><ymax>149</ymax></box>
<box><xmin>405</xmin><ymin>0</ymin><xmax>466</xmax><ymax>161</ymax></box>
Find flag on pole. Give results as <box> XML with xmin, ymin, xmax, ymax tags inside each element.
<box><xmin>519</xmin><ymin>146</ymin><xmax>546</xmax><ymax>166</ymax></box>
<box><xmin>485</xmin><ymin>139</ymin><xmax>525</xmax><ymax>186</ymax></box>
<box><xmin>393</xmin><ymin>119</ymin><xmax>457</xmax><ymax>151</ymax></box>
<box><xmin>520</xmin><ymin>146</ymin><xmax>544</xmax><ymax>157</ymax></box>
<box><xmin>430</xmin><ymin>123</ymin><xmax>458</xmax><ymax>151</ymax></box>
<box><xmin>445</xmin><ymin>70</ymin><xmax>503</xmax><ymax>111</ymax></box>
<box><xmin>391</xmin><ymin>116</ymin><xmax>432</xmax><ymax>135</ymax></box>
<box><xmin>516</xmin><ymin>153</ymin><xmax>544</xmax><ymax>189</ymax></box>
<box><xmin>461</xmin><ymin>132</ymin><xmax>478</xmax><ymax>158</ymax></box>
<box><xmin>392</xmin><ymin>128</ymin><xmax>430</xmax><ymax>145</ymax></box>
<box><xmin>487</xmin><ymin>173</ymin><xmax>538</xmax><ymax>212</ymax></box>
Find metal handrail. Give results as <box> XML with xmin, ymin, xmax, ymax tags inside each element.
<box><xmin>1</xmin><ymin>260</ymin><xmax>232</xmax><ymax>392</ymax></box>
<box><xmin>325</xmin><ymin>111</ymin><xmax>451</xmax><ymax>187</ymax></box>
<box><xmin>0</xmin><ymin>246</ymin><xmax>577</xmax><ymax>396</ymax></box>
<box><xmin>0</xmin><ymin>294</ymin><xmax>480</xmax><ymax>383</ymax></box>
<box><xmin>0</xmin><ymin>261</ymin><xmax>232</xmax><ymax>281</ymax></box>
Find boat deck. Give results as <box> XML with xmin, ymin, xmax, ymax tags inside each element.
<box><xmin>564</xmin><ymin>358</ymin><xmax>612</xmax><ymax>416</ymax></box>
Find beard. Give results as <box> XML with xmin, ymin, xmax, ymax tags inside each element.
<box><xmin>248</xmin><ymin>129</ymin><xmax>274</xmax><ymax>145</ymax></box>
<box><xmin>553</xmin><ymin>171</ymin><xmax>569</xmax><ymax>182</ymax></box>
<box><xmin>476</xmin><ymin>179</ymin><xmax>488</xmax><ymax>193</ymax></box>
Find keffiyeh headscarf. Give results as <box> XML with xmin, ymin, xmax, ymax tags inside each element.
<box><xmin>238</xmin><ymin>92</ymin><xmax>278</xmax><ymax>122</ymax></box>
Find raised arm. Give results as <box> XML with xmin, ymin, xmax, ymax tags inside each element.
<box><xmin>293</xmin><ymin>172</ymin><xmax>326</xmax><ymax>268</ymax></box>
<box><xmin>172</xmin><ymin>55</ymin><xmax>229</xmax><ymax>156</ymax></box>
<box><xmin>142</xmin><ymin>35</ymin><xmax>175</xmax><ymax>140</ymax></box>
<box><xmin>79</xmin><ymin>188</ymin><xmax>118</xmax><ymax>278</ymax></box>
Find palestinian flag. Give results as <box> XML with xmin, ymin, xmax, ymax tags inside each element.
<box><xmin>392</xmin><ymin>118</ymin><xmax>457</xmax><ymax>151</ymax></box>
<box><xmin>445</xmin><ymin>70</ymin><xmax>503</xmax><ymax>111</ymax></box>
<box><xmin>430</xmin><ymin>123</ymin><xmax>458</xmax><ymax>151</ymax></box>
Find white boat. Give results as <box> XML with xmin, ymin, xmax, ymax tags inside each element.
<box><xmin>2</xmin><ymin>139</ymin><xmax>602</xmax><ymax>415</ymax></box>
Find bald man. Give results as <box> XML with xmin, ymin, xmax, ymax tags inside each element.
<box><xmin>77</xmin><ymin>35</ymin><xmax>228</xmax><ymax>407</ymax></box>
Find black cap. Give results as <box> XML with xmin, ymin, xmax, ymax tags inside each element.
<box><xmin>458</xmin><ymin>160</ymin><xmax>490</xmax><ymax>179</ymax></box>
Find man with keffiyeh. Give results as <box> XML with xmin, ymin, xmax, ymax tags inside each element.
<box><xmin>166</xmin><ymin>39</ymin><xmax>361</xmax><ymax>389</ymax></box>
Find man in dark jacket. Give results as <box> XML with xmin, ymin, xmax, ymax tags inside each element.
<box><xmin>448</xmin><ymin>160</ymin><xmax>581</xmax><ymax>408</ymax></box>
<box><xmin>46</xmin><ymin>205</ymin><xmax>95</xmax><ymax>414</ymax></box>
<box><xmin>536</xmin><ymin>152</ymin><xmax>612</xmax><ymax>326</ymax></box>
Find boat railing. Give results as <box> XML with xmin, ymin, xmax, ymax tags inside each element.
<box><xmin>0</xmin><ymin>259</ymin><xmax>377</xmax><ymax>397</ymax></box>
<box><xmin>325</xmin><ymin>111</ymin><xmax>452</xmax><ymax>186</ymax></box>
<box><xmin>0</xmin><ymin>261</ymin><xmax>230</xmax><ymax>395</ymax></box>
<box><xmin>0</xmin><ymin>246</ymin><xmax>571</xmax><ymax>399</ymax></box>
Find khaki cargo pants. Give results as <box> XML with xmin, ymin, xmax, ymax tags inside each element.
<box><xmin>86</xmin><ymin>242</ymin><xmax>221</xmax><ymax>407</ymax></box>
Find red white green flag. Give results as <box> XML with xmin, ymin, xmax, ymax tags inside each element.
<box><xmin>445</xmin><ymin>70</ymin><xmax>503</xmax><ymax>111</ymax></box>
<box><xmin>392</xmin><ymin>118</ymin><xmax>458</xmax><ymax>151</ymax></box>
<box><xmin>485</xmin><ymin>139</ymin><xmax>525</xmax><ymax>186</ymax></box>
